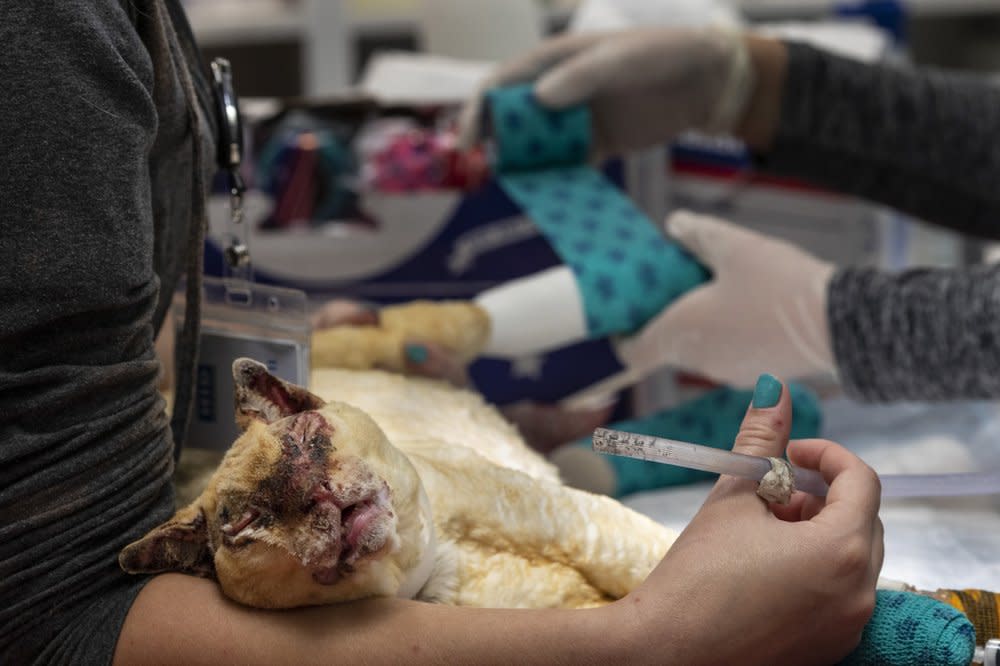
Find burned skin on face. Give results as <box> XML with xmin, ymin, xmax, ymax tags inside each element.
<box><xmin>121</xmin><ymin>359</ymin><xmax>416</xmax><ymax>607</ymax></box>
<box><xmin>216</xmin><ymin>409</ymin><xmax>397</xmax><ymax>586</ymax></box>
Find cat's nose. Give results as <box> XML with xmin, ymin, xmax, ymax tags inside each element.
<box><xmin>305</xmin><ymin>480</ymin><xmax>377</xmax><ymax>517</ymax></box>
<box><xmin>310</xmin><ymin>481</ymin><xmax>335</xmax><ymax>506</ymax></box>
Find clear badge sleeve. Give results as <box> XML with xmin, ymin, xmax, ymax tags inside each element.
<box><xmin>177</xmin><ymin>276</ymin><xmax>310</xmax><ymax>451</ymax></box>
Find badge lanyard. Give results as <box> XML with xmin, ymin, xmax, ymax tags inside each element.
<box><xmin>211</xmin><ymin>57</ymin><xmax>252</xmax><ymax>281</ymax></box>
<box><xmin>180</xmin><ymin>59</ymin><xmax>311</xmax><ymax>451</ymax></box>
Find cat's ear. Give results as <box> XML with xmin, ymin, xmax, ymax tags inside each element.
<box><xmin>119</xmin><ymin>504</ymin><xmax>215</xmax><ymax>577</ymax></box>
<box><xmin>231</xmin><ymin>358</ymin><xmax>326</xmax><ymax>431</ymax></box>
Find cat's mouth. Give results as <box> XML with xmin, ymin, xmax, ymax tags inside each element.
<box><xmin>308</xmin><ymin>484</ymin><xmax>395</xmax><ymax>585</ymax></box>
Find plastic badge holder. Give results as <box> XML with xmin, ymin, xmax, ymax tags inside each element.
<box><xmin>179</xmin><ymin>277</ymin><xmax>311</xmax><ymax>451</ymax></box>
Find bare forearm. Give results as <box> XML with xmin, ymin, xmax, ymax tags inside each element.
<box><xmin>115</xmin><ymin>574</ymin><xmax>648</xmax><ymax>665</ymax></box>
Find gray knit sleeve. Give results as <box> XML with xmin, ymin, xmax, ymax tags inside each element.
<box><xmin>828</xmin><ymin>265</ymin><xmax>1000</xmax><ymax>401</ymax></box>
<box><xmin>768</xmin><ymin>43</ymin><xmax>1000</xmax><ymax>240</ymax></box>
<box><xmin>768</xmin><ymin>44</ymin><xmax>1000</xmax><ymax>401</ymax></box>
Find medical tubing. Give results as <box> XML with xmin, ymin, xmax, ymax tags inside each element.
<box><xmin>592</xmin><ymin>428</ymin><xmax>1000</xmax><ymax>499</ymax></box>
<box><xmin>879</xmin><ymin>471</ymin><xmax>1000</xmax><ymax>498</ymax></box>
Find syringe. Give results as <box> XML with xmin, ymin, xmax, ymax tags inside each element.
<box><xmin>592</xmin><ymin>427</ymin><xmax>1000</xmax><ymax>498</ymax></box>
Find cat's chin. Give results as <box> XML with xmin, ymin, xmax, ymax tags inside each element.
<box><xmin>310</xmin><ymin>539</ymin><xmax>393</xmax><ymax>586</ymax></box>
<box><xmin>310</xmin><ymin>499</ymin><xmax>397</xmax><ymax>586</ymax></box>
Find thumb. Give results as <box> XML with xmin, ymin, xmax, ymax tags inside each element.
<box><xmin>664</xmin><ymin>209</ymin><xmax>756</xmax><ymax>271</ymax></box>
<box><xmin>706</xmin><ymin>373</ymin><xmax>793</xmax><ymax>506</ymax></box>
<box><xmin>732</xmin><ymin>373</ymin><xmax>793</xmax><ymax>459</ymax></box>
<box><xmin>697</xmin><ymin>373</ymin><xmax>799</xmax><ymax>516</ymax></box>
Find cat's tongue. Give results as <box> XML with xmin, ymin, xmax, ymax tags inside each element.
<box><xmin>344</xmin><ymin>502</ymin><xmax>384</xmax><ymax>551</ymax></box>
<box><xmin>308</xmin><ymin>501</ymin><xmax>378</xmax><ymax>585</ymax></box>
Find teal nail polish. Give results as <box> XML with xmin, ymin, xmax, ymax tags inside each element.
<box><xmin>405</xmin><ymin>344</ymin><xmax>428</xmax><ymax>364</ymax></box>
<box><xmin>752</xmin><ymin>373</ymin><xmax>782</xmax><ymax>408</ymax></box>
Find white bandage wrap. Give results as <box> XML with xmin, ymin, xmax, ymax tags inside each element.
<box><xmin>476</xmin><ymin>266</ymin><xmax>587</xmax><ymax>358</ymax></box>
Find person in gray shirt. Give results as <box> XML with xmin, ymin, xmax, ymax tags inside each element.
<box><xmin>0</xmin><ymin>8</ymin><xmax>939</xmax><ymax>665</ymax></box>
<box><xmin>466</xmin><ymin>27</ymin><xmax>1000</xmax><ymax>403</ymax></box>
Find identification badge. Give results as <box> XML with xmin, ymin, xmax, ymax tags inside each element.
<box><xmin>179</xmin><ymin>277</ymin><xmax>310</xmax><ymax>451</ymax></box>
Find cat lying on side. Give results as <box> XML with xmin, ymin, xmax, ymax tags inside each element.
<box><xmin>121</xmin><ymin>302</ymin><xmax>677</xmax><ymax>609</ymax></box>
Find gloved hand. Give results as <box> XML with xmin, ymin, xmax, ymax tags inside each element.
<box><xmin>615</xmin><ymin>210</ymin><xmax>837</xmax><ymax>388</ymax></box>
<box><xmin>458</xmin><ymin>26</ymin><xmax>757</xmax><ymax>160</ymax></box>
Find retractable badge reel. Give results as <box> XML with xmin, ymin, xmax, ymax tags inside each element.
<box><xmin>181</xmin><ymin>58</ymin><xmax>311</xmax><ymax>451</ymax></box>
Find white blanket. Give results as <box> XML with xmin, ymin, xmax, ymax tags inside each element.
<box><xmin>626</xmin><ymin>398</ymin><xmax>1000</xmax><ymax>590</ymax></box>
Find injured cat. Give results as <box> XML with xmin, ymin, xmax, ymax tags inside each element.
<box><xmin>120</xmin><ymin>303</ymin><xmax>677</xmax><ymax>609</ymax></box>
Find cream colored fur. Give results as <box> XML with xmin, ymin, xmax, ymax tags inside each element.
<box><xmin>121</xmin><ymin>302</ymin><xmax>678</xmax><ymax>610</ymax></box>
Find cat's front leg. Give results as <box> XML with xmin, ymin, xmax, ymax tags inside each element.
<box><xmin>509</xmin><ymin>480</ymin><xmax>679</xmax><ymax>599</ymax></box>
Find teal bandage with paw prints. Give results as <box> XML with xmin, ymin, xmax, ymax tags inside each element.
<box><xmin>485</xmin><ymin>83</ymin><xmax>710</xmax><ymax>338</ymax></box>
<box><xmin>840</xmin><ymin>590</ymin><xmax>975</xmax><ymax>666</ymax></box>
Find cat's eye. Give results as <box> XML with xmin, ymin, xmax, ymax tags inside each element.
<box><xmin>220</xmin><ymin>507</ymin><xmax>261</xmax><ymax>543</ymax></box>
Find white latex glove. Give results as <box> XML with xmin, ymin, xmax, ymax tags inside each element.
<box><xmin>458</xmin><ymin>26</ymin><xmax>754</xmax><ymax>160</ymax></box>
<box><xmin>616</xmin><ymin>210</ymin><xmax>837</xmax><ymax>389</ymax></box>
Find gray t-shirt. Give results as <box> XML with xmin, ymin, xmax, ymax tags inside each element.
<box><xmin>0</xmin><ymin>1</ymin><xmax>215</xmax><ymax>663</ymax></box>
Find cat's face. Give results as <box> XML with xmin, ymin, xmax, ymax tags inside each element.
<box><xmin>120</xmin><ymin>359</ymin><xmax>435</xmax><ymax>608</ymax></box>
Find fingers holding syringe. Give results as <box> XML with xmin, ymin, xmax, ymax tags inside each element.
<box><xmin>776</xmin><ymin>438</ymin><xmax>885</xmax><ymax>579</ymax></box>
<box><xmin>768</xmin><ymin>439</ymin><xmax>881</xmax><ymax>529</ymax></box>
<box><xmin>787</xmin><ymin>438</ymin><xmax>882</xmax><ymax>529</ymax></box>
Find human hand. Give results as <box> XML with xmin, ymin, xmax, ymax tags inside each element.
<box><xmin>618</xmin><ymin>374</ymin><xmax>883</xmax><ymax>665</ymax></box>
<box><xmin>615</xmin><ymin>210</ymin><xmax>837</xmax><ymax>388</ymax></box>
<box><xmin>459</xmin><ymin>28</ymin><xmax>787</xmax><ymax>160</ymax></box>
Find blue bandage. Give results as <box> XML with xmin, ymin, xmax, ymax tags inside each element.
<box><xmin>486</xmin><ymin>83</ymin><xmax>709</xmax><ymax>338</ymax></box>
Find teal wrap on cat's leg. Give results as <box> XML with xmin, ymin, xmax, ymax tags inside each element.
<box><xmin>485</xmin><ymin>83</ymin><xmax>710</xmax><ymax>340</ymax></box>
<box><xmin>840</xmin><ymin>590</ymin><xmax>976</xmax><ymax>666</ymax></box>
<box><xmin>577</xmin><ymin>383</ymin><xmax>822</xmax><ymax>498</ymax></box>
